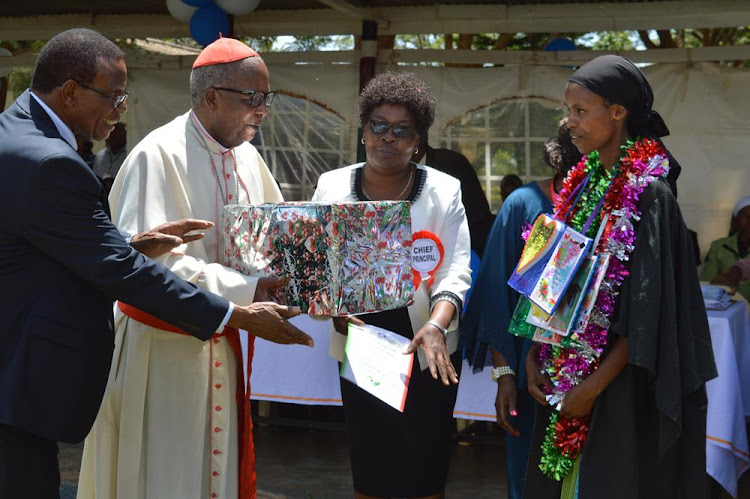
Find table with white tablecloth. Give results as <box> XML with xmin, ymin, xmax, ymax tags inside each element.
<box><xmin>246</xmin><ymin>315</ymin><xmax>497</xmax><ymax>412</ymax></box>
<box><xmin>246</xmin><ymin>303</ymin><xmax>750</xmax><ymax>496</ymax></box>
<box><xmin>246</xmin><ymin>316</ymin><xmax>342</xmax><ymax>405</ymax></box>
<box><xmin>705</xmin><ymin>302</ymin><xmax>750</xmax><ymax>497</ymax></box>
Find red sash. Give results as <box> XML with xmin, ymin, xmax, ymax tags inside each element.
<box><xmin>117</xmin><ymin>302</ymin><xmax>257</xmax><ymax>499</ymax></box>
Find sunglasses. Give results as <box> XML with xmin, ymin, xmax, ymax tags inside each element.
<box><xmin>368</xmin><ymin>119</ymin><xmax>415</xmax><ymax>139</ymax></box>
<box><xmin>71</xmin><ymin>80</ymin><xmax>129</xmax><ymax>109</ymax></box>
<box><xmin>213</xmin><ymin>87</ymin><xmax>276</xmax><ymax>108</ymax></box>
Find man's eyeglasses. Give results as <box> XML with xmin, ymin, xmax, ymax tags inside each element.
<box><xmin>368</xmin><ymin>119</ymin><xmax>415</xmax><ymax>139</ymax></box>
<box><xmin>213</xmin><ymin>87</ymin><xmax>276</xmax><ymax>108</ymax></box>
<box><xmin>72</xmin><ymin>80</ymin><xmax>128</xmax><ymax>109</ymax></box>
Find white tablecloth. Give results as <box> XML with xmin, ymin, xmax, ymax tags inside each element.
<box><xmin>248</xmin><ymin>315</ymin><xmax>342</xmax><ymax>405</ymax></box>
<box><xmin>706</xmin><ymin>302</ymin><xmax>750</xmax><ymax>497</ymax></box>
<box><xmin>247</xmin><ymin>304</ymin><xmax>750</xmax><ymax>496</ymax></box>
<box><xmin>247</xmin><ymin>315</ymin><xmax>498</xmax><ymax>416</ymax></box>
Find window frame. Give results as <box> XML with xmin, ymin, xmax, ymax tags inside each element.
<box><xmin>251</xmin><ymin>92</ymin><xmax>352</xmax><ymax>201</ymax></box>
<box><xmin>440</xmin><ymin>96</ymin><xmax>565</xmax><ymax>211</ymax></box>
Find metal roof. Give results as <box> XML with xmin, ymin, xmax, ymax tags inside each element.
<box><xmin>1</xmin><ymin>1</ymin><xmax>745</xmax><ymax>43</ymax></box>
<box><xmin>0</xmin><ymin>0</ymin><xmax>672</xmax><ymax>17</ymax></box>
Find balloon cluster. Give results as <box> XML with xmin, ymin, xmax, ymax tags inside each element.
<box><xmin>166</xmin><ymin>0</ymin><xmax>260</xmax><ymax>47</ymax></box>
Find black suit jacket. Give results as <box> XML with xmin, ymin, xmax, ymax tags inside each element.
<box><xmin>0</xmin><ymin>91</ymin><xmax>231</xmax><ymax>443</ymax></box>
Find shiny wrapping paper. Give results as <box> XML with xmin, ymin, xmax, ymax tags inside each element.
<box><xmin>223</xmin><ymin>201</ymin><xmax>415</xmax><ymax>316</ymax></box>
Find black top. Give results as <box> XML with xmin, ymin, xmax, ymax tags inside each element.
<box><xmin>351</xmin><ymin>162</ymin><xmax>426</xmax><ymax>203</ymax></box>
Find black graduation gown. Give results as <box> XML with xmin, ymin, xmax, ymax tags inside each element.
<box><xmin>523</xmin><ymin>178</ymin><xmax>718</xmax><ymax>499</ymax></box>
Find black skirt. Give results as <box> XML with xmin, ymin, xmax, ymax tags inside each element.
<box><xmin>340</xmin><ymin>308</ymin><xmax>461</xmax><ymax>497</ymax></box>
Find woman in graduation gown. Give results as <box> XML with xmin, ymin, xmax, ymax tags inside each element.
<box><xmin>522</xmin><ymin>55</ymin><xmax>717</xmax><ymax>498</ymax></box>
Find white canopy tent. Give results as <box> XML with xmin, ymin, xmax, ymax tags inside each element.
<box><xmin>1</xmin><ymin>0</ymin><xmax>749</xmax><ymax>255</ymax></box>
<box><xmin>118</xmin><ymin>57</ymin><xmax>749</xmax><ymax>254</ymax></box>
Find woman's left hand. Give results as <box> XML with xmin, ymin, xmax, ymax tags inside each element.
<box><xmin>559</xmin><ymin>379</ymin><xmax>598</xmax><ymax>419</ymax></box>
<box><xmin>404</xmin><ymin>325</ymin><xmax>458</xmax><ymax>386</ymax></box>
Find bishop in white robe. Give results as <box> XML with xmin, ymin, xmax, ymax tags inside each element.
<box><xmin>78</xmin><ymin>38</ymin><xmax>283</xmax><ymax>499</ymax></box>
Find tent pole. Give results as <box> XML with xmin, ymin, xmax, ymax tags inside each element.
<box><xmin>0</xmin><ymin>76</ymin><xmax>7</xmax><ymax>112</ymax></box>
<box><xmin>357</xmin><ymin>20</ymin><xmax>377</xmax><ymax>163</ymax></box>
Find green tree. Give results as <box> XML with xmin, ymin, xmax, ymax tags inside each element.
<box><xmin>395</xmin><ymin>34</ymin><xmax>444</xmax><ymax>50</ymax></box>
<box><xmin>578</xmin><ymin>31</ymin><xmax>641</xmax><ymax>51</ymax></box>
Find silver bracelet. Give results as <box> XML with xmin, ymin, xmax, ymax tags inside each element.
<box><xmin>491</xmin><ymin>366</ymin><xmax>516</xmax><ymax>382</ymax></box>
<box><xmin>425</xmin><ymin>319</ymin><xmax>448</xmax><ymax>337</ymax></box>
<box><xmin>429</xmin><ymin>292</ymin><xmax>463</xmax><ymax>316</ymax></box>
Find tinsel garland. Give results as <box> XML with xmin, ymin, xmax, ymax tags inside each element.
<box><xmin>568</xmin><ymin>150</ymin><xmax>616</xmax><ymax>239</ymax></box>
<box><xmin>534</xmin><ymin>137</ymin><xmax>670</xmax><ymax>480</ymax></box>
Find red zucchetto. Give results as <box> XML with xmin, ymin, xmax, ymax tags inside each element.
<box><xmin>192</xmin><ymin>36</ymin><xmax>259</xmax><ymax>69</ymax></box>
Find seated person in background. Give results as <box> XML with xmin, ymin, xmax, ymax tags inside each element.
<box><xmin>711</xmin><ymin>258</ymin><xmax>750</xmax><ymax>295</ymax></box>
<box><xmin>413</xmin><ymin>138</ymin><xmax>494</xmax><ymax>257</ymax></box>
<box><xmin>702</xmin><ymin>196</ymin><xmax>750</xmax><ymax>301</ymax></box>
<box><xmin>500</xmin><ymin>174</ymin><xmax>523</xmax><ymax>201</ymax></box>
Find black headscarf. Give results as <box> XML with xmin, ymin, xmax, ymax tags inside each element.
<box><xmin>568</xmin><ymin>55</ymin><xmax>681</xmax><ymax>194</ymax></box>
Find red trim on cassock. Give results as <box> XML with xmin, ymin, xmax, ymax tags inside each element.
<box><xmin>117</xmin><ymin>302</ymin><xmax>257</xmax><ymax>499</ymax></box>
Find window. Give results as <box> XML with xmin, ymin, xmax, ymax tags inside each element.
<box><xmin>440</xmin><ymin>98</ymin><xmax>565</xmax><ymax>212</ymax></box>
<box><xmin>251</xmin><ymin>93</ymin><xmax>352</xmax><ymax>201</ymax></box>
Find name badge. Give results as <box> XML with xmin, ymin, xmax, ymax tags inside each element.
<box><xmin>411</xmin><ymin>230</ymin><xmax>444</xmax><ymax>288</ymax></box>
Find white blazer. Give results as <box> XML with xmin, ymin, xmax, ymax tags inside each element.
<box><xmin>313</xmin><ymin>163</ymin><xmax>472</xmax><ymax>369</ymax></box>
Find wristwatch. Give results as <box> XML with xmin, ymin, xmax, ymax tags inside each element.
<box><xmin>491</xmin><ymin>366</ymin><xmax>515</xmax><ymax>382</ymax></box>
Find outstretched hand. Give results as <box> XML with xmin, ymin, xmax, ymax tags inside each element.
<box><xmin>130</xmin><ymin>218</ymin><xmax>214</xmax><ymax>259</ymax></box>
<box><xmin>228</xmin><ymin>302</ymin><xmax>314</xmax><ymax>347</ymax></box>
<box><xmin>404</xmin><ymin>326</ymin><xmax>458</xmax><ymax>386</ymax></box>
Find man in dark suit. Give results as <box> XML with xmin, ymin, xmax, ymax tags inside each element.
<box><xmin>0</xmin><ymin>28</ymin><xmax>312</xmax><ymax>499</ymax></box>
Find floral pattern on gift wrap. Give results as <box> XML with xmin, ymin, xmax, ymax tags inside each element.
<box><xmin>223</xmin><ymin>202</ymin><xmax>414</xmax><ymax>316</ymax></box>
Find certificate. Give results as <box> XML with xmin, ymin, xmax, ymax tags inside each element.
<box><xmin>340</xmin><ymin>323</ymin><xmax>414</xmax><ymax>412</ymax></box>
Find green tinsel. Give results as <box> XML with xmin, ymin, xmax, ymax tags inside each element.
<box><xmin>568</xmin><ymin>150</ymin><xmax>613</xmax><ymax>238</ymax></box>
<box><xmin>568</xmin><ymin>139</ymin><xmax>634</xmax><ymax>238</ymax></box>
<box><xmin>538</xmin><ymin>412</ymin><xmax>575</xmax><ymax>481</ymax></box>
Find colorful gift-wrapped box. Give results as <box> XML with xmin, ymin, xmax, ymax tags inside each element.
<box><xmin>223</xmin><ymin>201</ymin><xmax>415</xmax><ymax>316</ymax></box>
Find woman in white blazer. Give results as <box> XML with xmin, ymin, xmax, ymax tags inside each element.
<box><xmin>312</xmin><ymin>72</ymin><xmax>471</xmax><ymax>499</ymax></box>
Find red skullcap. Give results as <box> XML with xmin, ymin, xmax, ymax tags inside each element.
<box><xmin>192</xmin><ymin>36</ymin><xmax>259</xmax><ymax>69</ymax></box>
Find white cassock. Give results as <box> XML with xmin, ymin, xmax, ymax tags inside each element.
<box><xmin>77</xmin><ymin>110</ymin><xmax>282</xmax><ymax>499</ymax></box>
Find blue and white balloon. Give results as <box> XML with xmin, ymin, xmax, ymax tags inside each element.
<box><xmin>190</xmin><ymin>4</ymin><xmax>231</xmax><ymax>47</ymax></box>
<box><xmin>215</xmin><ymin>0</ymin><xmax>260</xmax><ymax>16</ymax></box>
<box><xmin>182</xmin><ymin>0</ymin><xmax>214</xmax><ymax>7</ymax></box>
<box><xmin>166</xmin><ymin>0</ymin><xmax>198</xmax><ymax>23</ymax></box>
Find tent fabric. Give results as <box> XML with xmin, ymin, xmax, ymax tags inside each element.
<box><xmin>123</xmin><ymin>62</ymin><xmax>749</xmax><ymax>259</ymax></box>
